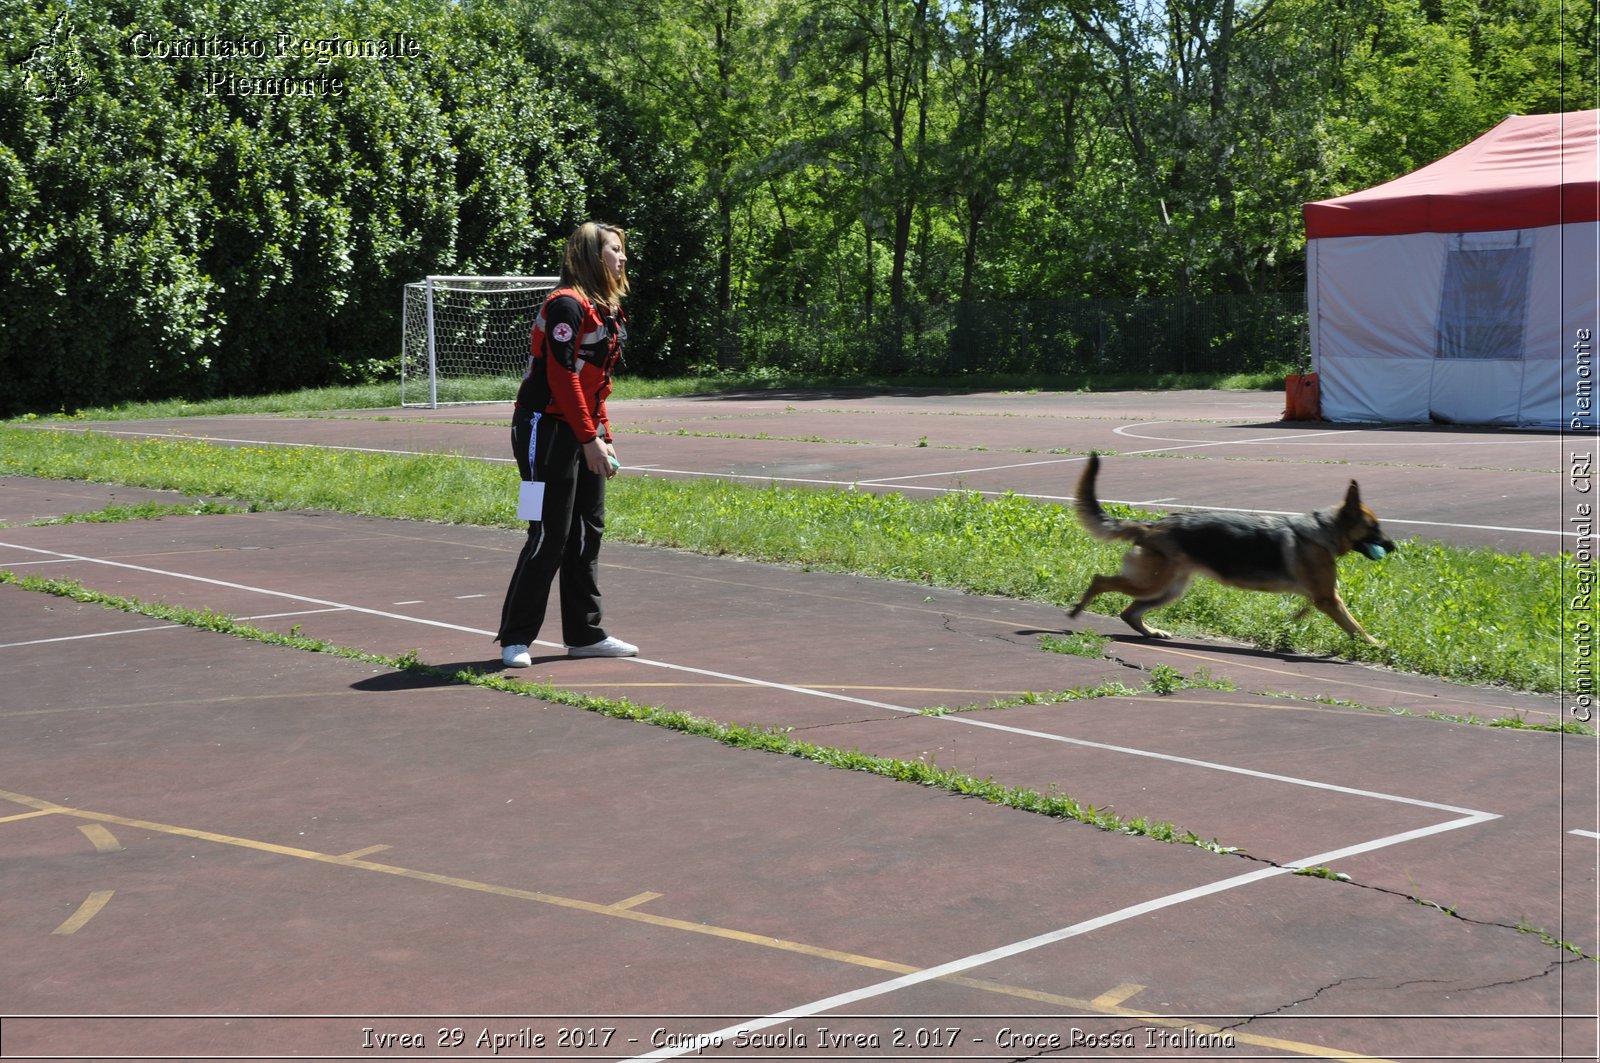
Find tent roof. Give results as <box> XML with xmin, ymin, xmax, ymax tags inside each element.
<box><xmin>1304</xmin><ymin>110</ymin><xmax>1600</xmax><ymax>239</ymax></box>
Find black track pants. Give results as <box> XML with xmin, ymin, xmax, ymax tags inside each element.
<box><xmin>496</xmin><ymin>414</ymin><xmax>607</xmax><ymax>648</ymax></box>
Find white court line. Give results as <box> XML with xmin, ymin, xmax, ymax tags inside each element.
<box><xmin>1117</xmin><ymin>423</ymin><xmax>1364</xmax><ymax>455</ymax></box>
<box><xmin>1</xmin><ymin>541</ymin><xmax>1491</xmax><ymax>817</ymax></box>
<box><xmin>1114</xmin><ymin>420</ymin><xmax>1557</xmax><ymax>447</ymax></box>
<box><xmin>622</xmin><ymin>810</ymin><xmax>1496</xmax><ymax>1063</ymax></box>
<box><xmin>0</xmin><ymin>542</ymin><xmax>492</xmax><ymax>639</ymax></box>
<box><xmin>0</xmin><ymin>625</ymin><xmax>182</xmax><ymax>649</ymax></box>
<box><xmin>4</xmin><ymin>539</ymin><xmax>1506</xmax><ymax>1052</ymax></box>
<box><xmin>613</xmin><ymin>654</ymin><xmax>1485</xmax><ymax>816</ymax></box>
<box><xmin>0</xmin><ymin>607</ymin><xmax>341</xmax><ymax>650</ymax></box>
<box><xmin>731</xmin><ymin>426</ymin><xmax>1362</xmax><ymax>490</ymax></box>
<box><xmin>36</xmin><ymin>425</ymin><xmax>485</xmax><ymax>463</ymax></box>
<box><xmin>20</xmin><ymin>424</ymin><xmax>1565</xmax><ymax>541</ymax></box>
<box><xmin>1571</xmin><ymin>829</ymin><xmax>1600</xmax><ymax>840</ymax></box>
<box><xmin>619</xmin><ymin>464</ymin><xmax>1572</xmax><ymax>540</ymax></box>
<box><xmin>861</xmin><ymin>454</ymin><xmax>1091</xmax><ymax>484</ymax></box>
<box><xmin>236</xmin><ymin>608</ymin><xmax>348</xmax><ymax>621</ymax></box>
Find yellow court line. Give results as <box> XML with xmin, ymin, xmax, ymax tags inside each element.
<box><xmin>584</xmin><ymin>683</ymin><xmax>1041</xmax><ymax>697</ymax></box>
<box><xmin>0</xmin><ymin>690</ymin><xmax>376</xmax><ymax>721</ymax></box>
<box><xmin>0</xmin><ymin>788</ymin><xmax>911</xmax><ymax>976</ymax></box>
<box><xmin>1090</xmin><ymin>981</ymin><xmax>1147</xmax><ymax>1008</ymax></box>
<box><xmin>608</xmin><ymin>891</ymin><xmax>663</xmax><ymax>911</ymax></box>
<box><xmin>948</xmin><ymin>971</ymin><xmax>1396</xmax><ymax>1063</ymax></box>
<box><xmin>0</xmin><ymin>789</ymin><xmax>1394</xmax><ymax>1063</ymax></box>
<box><xmin>78</xmin><ymin>824</ymin><xmax>123</xmax><ymax>853</ymax></box>
<box><xmin>52</xmin><ymin>890</ymin><xmax>114</xmax><ymax>936</ymax></box>
<box><xmin>1149</xmin><ymin>643</ymin><xmax>1552</xmax><ymax>719</ymax></box>
<box><xmin>337</xmin><ymin>844</ymin><xmax>391</xmax><ymax>860</ymax></box>
<box><xmin>0</xmin><ymin>809</ymin><xmax>55</xmax><ymax>824</ymax></box>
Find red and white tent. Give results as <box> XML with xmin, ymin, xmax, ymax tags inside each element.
<box><xmin>1304</xmin><ymin>111</ymin><xmax>1599</xmax><ymax>426</ymax></box>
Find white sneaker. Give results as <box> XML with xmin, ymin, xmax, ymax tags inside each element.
<box><xmin>566</xmin><ymin>636</ymin><xmax>638</xmax><ymax>658</ymax></box>
<box><xmin>501</xmin><ymin>644</ymin><xmax>532</xmax><ymax>668</ymax></box>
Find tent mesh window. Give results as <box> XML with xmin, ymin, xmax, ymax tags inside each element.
<box><xmin>1436</xmin><ymin>233</ymin><xmax>1532</xmax><ymax>361</ymax></box>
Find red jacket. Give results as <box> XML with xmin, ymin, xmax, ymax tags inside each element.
<box><xmin>514</xmin><ymin>287</ymin><xmax>627</xmax><ymax>443</ymax></box>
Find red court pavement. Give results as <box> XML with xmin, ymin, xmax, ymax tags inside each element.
<box><xmin>0</xmin><ymin>390</ymin><xmax>1594</xmax><ymax>1062</ymax></box>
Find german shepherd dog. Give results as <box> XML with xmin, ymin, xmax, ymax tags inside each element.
<box><xmin>1068</xmin><ymin>453</ymin><xmax>1396</xmax><ymax>645</ymax></box>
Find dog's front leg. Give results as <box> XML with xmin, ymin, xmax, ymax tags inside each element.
<box><xmin>1312</xmin><ymin>594</ymin><xmax>1383</xmax><ymax>647</ymax></box>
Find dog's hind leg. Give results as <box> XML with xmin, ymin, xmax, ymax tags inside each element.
<box><xmin>1071</xmin><ymin>550</ymin><xmax>1189</xmax><ymax>640</ymax></box>
<box><xmin>1068</xmin><ymin>574</ymin><xmax>1120</xmax><ymax>620</ymax></box>
<box><xmin>1120</xmin><ymin>574</ymin><xmax>1191</xmax><ymax>640</ymax></box>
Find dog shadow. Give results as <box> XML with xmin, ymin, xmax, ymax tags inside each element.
<box><xmin>1018</xmin><ymin>626</ymin><xmax>1352</xmax><ymax>665</ymax></box>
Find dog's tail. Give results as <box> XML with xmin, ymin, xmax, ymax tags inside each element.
<box><xmin>1075</xmin><ymin>453</ymin><xmax>1145</xmax><ymax>544</ymax></box>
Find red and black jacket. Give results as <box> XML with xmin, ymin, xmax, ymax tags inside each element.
<box><xmin>513</xmin><ymin>288</ymin><xmax>627</xmax><ymax>443</ymax></box>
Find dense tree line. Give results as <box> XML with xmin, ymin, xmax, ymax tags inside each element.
<box><xmin>1</xmin><ymin>0</ymin><xmax>1591</xmax><ymax>413</ymax></box>
<box><xmin>546</xmin><ymin>0</ymin><xmax>1589</xmax><ymax>316</ymax></box>
<box><xmin>1</xmin><ymin>0</ymin><xmax>715</xmax><ymax>414</ymax></box>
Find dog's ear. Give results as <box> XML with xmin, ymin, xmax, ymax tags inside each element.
<box><xmin>1343</xmin><ymin>480</ymin><xmax>1362</xmax><ymax>510</ymax></box>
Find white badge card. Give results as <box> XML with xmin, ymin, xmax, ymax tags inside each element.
<box><xmin>517</xmin><ymin>480</ymin><xmax>546</xmax><ymax>521</ymax></box>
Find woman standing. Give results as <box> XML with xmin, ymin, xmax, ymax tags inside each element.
<box><xmin>498</xmin><ymin>222</ymin><xmax>637</xmax><ymax>666</ymax></box>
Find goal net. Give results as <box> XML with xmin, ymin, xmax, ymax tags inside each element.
<box><xmin>400</xmin><ymin>275</ymin><xmax>560</xmax><ymax>408</ymax></box>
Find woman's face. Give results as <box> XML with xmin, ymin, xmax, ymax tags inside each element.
<box><xmin>600</xmin><ymin>231</ymin><xmax>627</xmax><ymax>285</ymax></box>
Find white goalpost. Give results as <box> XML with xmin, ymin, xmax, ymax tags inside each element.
<box><xmin>400</xmin><ymin>275</ymin><xmax>560</xmax><ymax>408</ymax></box>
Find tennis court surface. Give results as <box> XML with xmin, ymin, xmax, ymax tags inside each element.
<box><xmin>1</xmin><ymin>388</ymin><xmax>1594</xmax><ymax>1061</ymax></box>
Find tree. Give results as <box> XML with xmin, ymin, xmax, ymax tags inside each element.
<box><xmin>538</xmin><ymin>0</ymin><xmax>763</xmax><ymax>317</ymax></box>
<box><xmin>0</xmin><ymin>0</ymin><xmax>716</xmax><ymax>414</ymax></box>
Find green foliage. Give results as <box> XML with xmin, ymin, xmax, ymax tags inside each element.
<box><xmin>0</xmin><ymin>424</ymin><xmax>1576</xmax><ymax>692</ymax></box>
<box><xmin>535</xmin><ymin>0</ymin><xmax>1591</xmax><ymax>311</ymax></box>
<box><xmin>5</xmin><ymin>0</ymin><xmax>1584</xmax><ymax>412</ymax></box>
<box><xmin>1039</xmin><ymin>628</ymin><xmax>1109</xmax><ymax>658</ymax></box>
<box><xmin>0</xmin><ymin>0</ymin><xmax>716</xmax><ymax>416</ymax></box>
<box><xmin>725</xmin><ymin>293</ymin><xmax>1309</xmax><ymax>378</ymax></box>
<box><xmin>27</xmin><ymin>499</ymin><xmax>247</xmax><ymax>525</ymax></box>
<box><xmin>610</xmin><ymin>477</ymin><xmax>1569</xmax><ymax>693</ymax></box>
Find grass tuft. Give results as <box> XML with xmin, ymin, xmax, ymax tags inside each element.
<box><xmin>0</xmin><ymin>424</ymin><xmax>1576</xmax><ymax>694</ymax></box>
<box><xmin>3</xmin><ymin>570</ymin><xmax>1233</xmax><ymax>854</ymax></box>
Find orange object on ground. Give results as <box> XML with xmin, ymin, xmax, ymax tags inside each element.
<box><xmin>1284</xmin><ymin>372</ymin><xmax>1321</xmax><ymax>421</ymax></box>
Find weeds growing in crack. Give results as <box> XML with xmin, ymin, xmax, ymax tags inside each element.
<box><xmin>1259</xmin><ymin>689</ymin><xmax>1591</xmax><ymax>736</ymax></box>
<box><xmin>1283</xmin><ymin>861</ymin><xmax>1600</xmax><ymax>964</ymax></box>
<box><xmin>27</xmin><ymin>500</ymin><xmax>251</xmax><ymax>525</ymax></box>
<box><xmin>1039</xmin><ymin>629</ymin><xmax>1109</xmax><ymax>658</ymax></box>
<box><xmin>3</xmin><ymin>571</ymin><xmax>1237</xmax><ymax>857</ymax></box>
<box><xmin>1514</xmin><ymin>922</ymin><xmax>1596</xmax><ymax>961</ymax></box>
<box><xmin>934</xmin><ymin>660</ymin><xmax>1234</xmax><ymax>717</ymax></box>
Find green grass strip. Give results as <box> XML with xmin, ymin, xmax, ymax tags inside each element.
<box><xmin>1259</xmin><ymin>690</ymin><xmax>1595</xmax><ymax>736</ymax></box>
<box><xmin>27</xmin><ymin>500</ymin><xmax>250</xmax><ymax>526</ymax></box>
<box><xmin>0</xmin><ymin>424</ymin><xmax>1577</xmax><ymax>693</ymax></box>
<box><xmin>925</xmin><ymin>663</ymin><xmax>1235</xmax><ymax>717</ymax></box>
<box><xmin>1</xmin><ymin>570</ymin><xmax>1232</xmax><ymax>853</ymax></box>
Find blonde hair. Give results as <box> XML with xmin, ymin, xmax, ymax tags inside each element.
<box><xmin>559</xmin><ymin>222</ymin><xmax>629</xmax><ymax>307</ymax></box>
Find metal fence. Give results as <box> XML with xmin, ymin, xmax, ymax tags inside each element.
<box><xmin>716</xmin><ymin>291</ymin><xmax>1309</xmax><ymax>378</ymax></box>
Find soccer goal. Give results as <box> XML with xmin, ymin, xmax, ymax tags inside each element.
<box><xmin>400</xmin><ymin>275</ymin><xmax>559</xmax><ymax>408</ymax></box>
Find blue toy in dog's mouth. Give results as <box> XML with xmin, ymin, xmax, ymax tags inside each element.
<box><xmin>1360</xmin><ymin>542</ymin><xmax>1388</xmax><ymax>561</ymax></box>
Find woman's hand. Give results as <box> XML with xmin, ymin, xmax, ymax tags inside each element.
<box><xmin>582</xmin><ymin>436</ymin><xmax>618</xmax><ymax>478</ymax></box>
